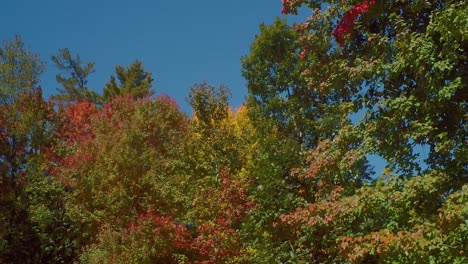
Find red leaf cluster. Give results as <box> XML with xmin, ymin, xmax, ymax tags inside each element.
<box><xmin>50</xmin><ymin>101</ymin><xmax>96</xmax><ymax>184</ymax></box>
<box><xmin>191</xmin><ymin>170</ymin><xmax>254</xmax><ymax>263</ymax></box>
<box><xmin>0</xmin><ymin>88</ymin><xmax>56</xmax><ymax>176</ymax></box>
<box><xmin>129</xmin><ymin>208</ymin><xmax>193</xmax><ymax>251</ymax></box>
<box><xmin>333</xmin><ymin>0</ymin><xmax>376</xmax><ymax>46</ymax></box>
<box><xmin>280</xmin><ymin>185</ymin><xmax>345</xmax><ymax>228</ymax></box>
<box><xmin>282</xmin><ymin>0</ymin><xmax>290</xmax><ymax>15</ymax></box>
<box><xmin>57</xmin><ymin>101</ymin><xmax>95</xmax><ymax>145</ymax></box>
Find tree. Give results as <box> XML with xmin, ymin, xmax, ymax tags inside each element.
<box><xmin>242</xmin><ymin>18</ymin><xmax>310</xmax><ymax>146</ymax></box>
<box><xmin>79</xmin><ymin>208</ymin><xmax>193</xmax><ymax>264</ymax></box>
<box><xmin>57</xmin><ymin>92</ymin><xmax>256</xmax><ymax>263</ymax></box>
<box><xmin>102</xmin><ymin>60</ymin><xmax>154</xmax><ymax>101</ymax></box>
<box><xmin>190</xmin><ymin>169</ymin><xmax>254</xmax><ymax>263</ymax></box>
<box><xmin>0</xmin><ymin>36</ymin><xmax>45</xmax><ymax>104</ymax></box>
<box><xmin>240</xmin><ymin>16</ymin><xmax>369</xmax><ymax>261</ymax></box>
<box><xmin>0</xmin><ymin>37</ymin><xmax>79</xmax><ymax>263</ymax></box>
<box><xmin>56</xmin><ymin>95</ymin><xmax>190</xmax><ymax>245</ymax></box>
<box><xmin>187</xmin><ymin>82</ymin><xmax>230</xmax><ymax>130</ymax></box>
<box><xmin>277</xmin><ymin>0</ymin><xmax>467</xmax><ymax>262</ymax></box>
<box><xmin>51</xmin><ymin>48</ymin><xmax>101</xmax><ymax>104</ymax></box>
<box><xmin>0</xmin><ymin>88</ymin><xmax>79</xmax><ymax>263</ymax></box>
<box><xmin>184</xmin><ymin>82</ymin><xmax>242</xmax><ymax>184</ymax></box>
<box><xmin>242</xmin><ymin>18</ymin><xmax>348</xmax><ymax>148</ymax></box>
<box><xmin>283</xmin><ymin>0</ymin><xmax>467</xmax><ymax>177</ymax></box>
<box><xmin>80</xmin><ymin>170</ymin><xmax>254</xmax><ymax>264</ymax></box>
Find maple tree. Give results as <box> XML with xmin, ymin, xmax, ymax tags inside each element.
<box><xmin>276</xmin><ymin>0</ymin><xmax>467</xmax><ymax>262</ymax></box>
<box><xmin>190</xmin><ymin>169</ymin><xmax>254</xmax><ymax>263</ymax></box>
<box><xmin>80</xmin><ymin>208</ymin><xmax>193</xmax><ymax>263</ymax></box>
<box><xmin>0</xmin><ymin>87</ymin><xmax>80</xmax><ymax>263</ymax></box>
<box><xmin>242</xmin><ymin>18</ymin><xmax>343</xmax><ymax>148</ymax></box>
<box><xmin>332</xmin><ymin>0</ymin><xmax>377</xmax><ymax>46</ymax></box>
<box><xmin>80</xmin><ymin>169</ymin><xmax>253</xmax><ymax>264</ymax></box>
<box><xmin>55</xmin><ymin>95</ymin><xmax>190</xmax><ymax>246</ymax></box>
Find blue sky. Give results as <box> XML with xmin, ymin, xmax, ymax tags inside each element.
<box><xmin>2</xmin><ymin>0</ymin><xmax>308</xmax><ymax>112</ymax></box>
<box><xmin>2</xmin><ymin>0</ymin><xmax>393</xmax><ymax>175</ymax></box>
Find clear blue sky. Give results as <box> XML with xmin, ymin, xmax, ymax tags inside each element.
<box><xmin>1</xmin><ymin>0</ymin><xmax>308</xmax><ymax>112</ymax></box>
<box><xmin>2</xmin><ymin>1</ymin><xmax>392</xmax><ymax>175</ymax></box>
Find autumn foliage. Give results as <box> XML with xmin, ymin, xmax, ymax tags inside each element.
<box><xmin>1</xmin><ymin>1</ymin><xmax>467</xmax><ymax>263</ymax></box>
<box><xmin>332</xmin><ymin>0</ymin><xmax>376</xmax><ymax>46</ymax></box>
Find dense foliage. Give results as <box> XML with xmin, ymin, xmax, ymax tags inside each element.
<box><xmin>0</xmin><ymin>0</ymin><xmax>466</xmax><ymax>262</ymax></box>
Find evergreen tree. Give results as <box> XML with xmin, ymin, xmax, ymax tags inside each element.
<box><xmin>51</xmin><ymin>48</ymin><xmax>101</xmax><ymax>104</ymax></box>
<box><xmin>103</xmin><ymin>60</ymin><xmax>154</xmax><ymax>101</ymax></box>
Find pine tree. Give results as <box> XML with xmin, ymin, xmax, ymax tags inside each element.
<box><xmin>103</xmin><ymin>60</ymin><xmax>154</xmax><ymax>101</ymax></box>
<box><xmin>51</xmin><ymin>48</ymin><xmax>101</xmax><ymax>104</ymax></box>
